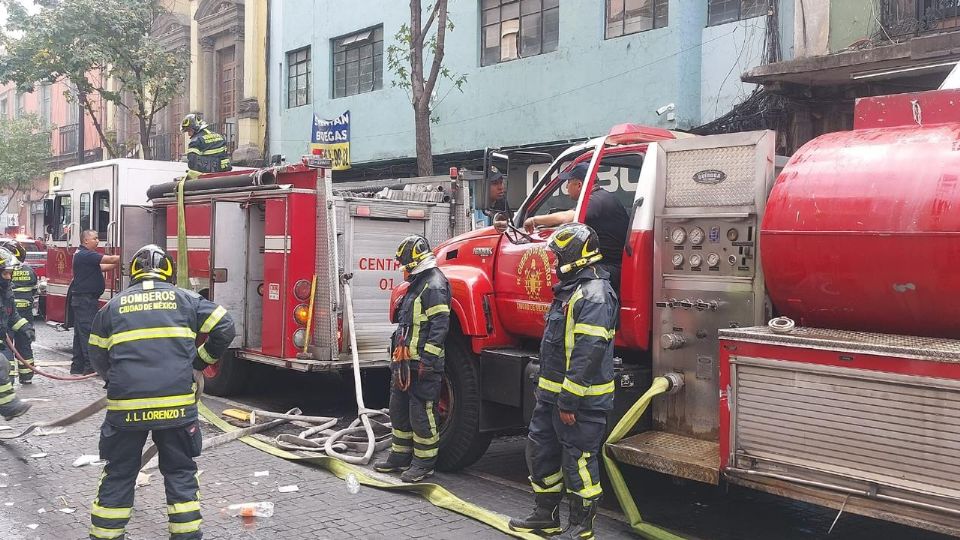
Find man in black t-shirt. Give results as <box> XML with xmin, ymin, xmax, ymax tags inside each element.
<box><xmin>69</xmin><ymin>230</ymin><xmax>120</xmax><ymax>374</ymax></box>
<box><xmin>522</xmin><ymin>162</ymin><xmax>630</xmax><ymax>290</ymax></box>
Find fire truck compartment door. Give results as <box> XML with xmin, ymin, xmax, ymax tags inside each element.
<box><xmin>212</xmin><ymin>201</ymin><xmax>246</xmax><ymax>347</ymax></box>
<box><xmin>119</xmin><ymin>205</ymin><xmax>165</xmax><ymax>290</ymax></box>
<box><xmin>346</xmin><ymin>216</ymin><xmax>424</xmax><ymax>363</ymax></box>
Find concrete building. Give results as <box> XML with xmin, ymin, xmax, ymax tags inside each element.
<box><xmin>268</xmin><ymin>0</ymin><xmax>795</xmax><ymax>192</ymax></box>
<box><xmin>188</xmin><ymin>0</ymin><xmax>268</xmax><ymax>166</ymax></box>
<box><xmin>743</xmin><ymin>0</ymin><xmax>960</xmax><ymax>152</ymax></box>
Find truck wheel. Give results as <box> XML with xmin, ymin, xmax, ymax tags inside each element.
<box><xmin>436</xmin><ymin>334</ymin><xmax>492</xmax><ymax>472</ymax></box>
<box><xmin>202</xmin><ymin>350</ymin><xmax>248</xmax><ymax>397</ymax></box>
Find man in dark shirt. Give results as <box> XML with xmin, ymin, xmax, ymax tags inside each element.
<box><xmin>69</xmin><ymin>230</ymin><xmax>120</xmax><ymax>374</ymax></box>
<box><xmin>522</xmin><ymin>162</ymin><xmax>630</xmax><ymax>289</ymax></box>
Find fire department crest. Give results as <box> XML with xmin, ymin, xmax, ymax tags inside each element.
<box><xmin>56</xmin><ymin>251</ymin><xmax>66</xmax><ymax>275</ymax></box>
<box><xmin>516</xmin><ymin>247</ymin><xmax>552</xmax><ymax>301</ymax></box>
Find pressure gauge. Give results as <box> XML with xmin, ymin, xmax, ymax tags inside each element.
<box><xmin>707</xmin><ymin>253</ymin><xmax>720</xmax><ymax>267</ymax></box>
<box><xmin>689</xmin><ymin>254</ymin><xmax>703</xmax><ymax>268</ymax></box>
<box><xmin>727</xmin><ymin>228</ymin><xmax>739</xmax><ymax>242</ymax></box>
<box><xmin>689</xmin><ymin>227</ymin><xmax>705</xmax><ymax>245</ymax></box>
<box><xmin>670</xmin><ymin>227</ymin><xmax>686</xmax><ymax>245</ymax></box>
<box><xmin>671</xmin><ymin>254</ymin><xmax>684</xmax><ymax>267</ymax></box>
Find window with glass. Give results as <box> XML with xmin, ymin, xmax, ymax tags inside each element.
<box><xmin>14</xmin><ymin>93</ymin><xmax>24</xmax><ymax>118</ymax></box>
<box><xmin>54</xmin><ymin>194</ymin><xmax>72</xmax><ymax>242</ymax></box>
<box><xmin>287</xmin><ymin>47</ymin><xmax>311</xmax><ymax>108</ymax></box>
<box><xmin>79</xmin><ymin>192</ymin><xmax>91</xmax><ymax>233</ymax></box>
<box><xmin>481</xmin><ymin>0</ymin><xmax>559</xmax><ymax>66</ymax></box>
<box><xmin>93</xmin><ymin>190</ymin><xmax>110</xmax><ymax>237</ymax></box>
<box><xmin>39</xmin><ymin>84</ymin><xmax>51</xmax><ymax>126</ymax></box>
<box><xmin>332</xmin><ymin>26</ymin><xmax>383</xmax><ymax>98</ymax></box>
<box><xmin>605</xmin><ymin>0</ymin><xmax>668</xmax><ymax>38</ymax></box>
<box><xmin>707</xmin><ymin>0</ymin><xmax>767</xmax><ymax>27</ymax></box>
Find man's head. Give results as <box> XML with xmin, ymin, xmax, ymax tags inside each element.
<box><xmin>487</xmin><ymin>166</ymin><xmax>506</xmax><ymax>205</ymax></box>
<box><xmin>559</xmin><ymin>162</ymin><xmax>590</xmax><ymax>201</ymax></box>
<box><xmin>0</xmin><ymin>247</ymin><xmax>20</xmax><ymax>283</ymax></box>
<box><xmin>395</xmin><ymin>234</ymin><xmax>434</xmax><ymax>277</ymax></box>
<box><xmin>80</xmin><ymin>230</ymin><xmax>99</xmax><ymax>250</ymax></box>
<box><xmin>0</xmin><ymin>239</ymin><xmax>25</xmax><ymax>263</ymax></box>
<box><xmin>546</xmin><ymin>223</ymin><xmax>602</xmax><ymax>280</ymax></box>
<box><xmin>130</xmin><ymin>244</ymin><xmax>176</xmax><ymax>285</ymax></box>
<box><xmin>181</xmin><ymin>113</ymin><xmax>204</xmax><ymax>137</ymax></box>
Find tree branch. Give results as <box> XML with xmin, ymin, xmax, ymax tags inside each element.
<box><xmin>418</xmin><ymin>1</ymin><xmax>443</xmax><ymax>47</ymax></box>
<box><xmin>423</xmin><ymin>1</ymin><xmax>448</xmax><ymax>100</ymax></box>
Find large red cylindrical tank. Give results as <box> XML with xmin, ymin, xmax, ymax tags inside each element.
<box><xmin>761</xmin><ymin>123</ymin><xmax>960</xmax><ymax>338</ymax></box>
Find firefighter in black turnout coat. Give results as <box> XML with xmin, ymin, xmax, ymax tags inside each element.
<box><xmin>0</xmin><ymin>239</ymin><xmax>37</xmax><ymax>384</ymax></box>
<box><xmin>0</xmin><ymin>247</ymin><xmax>32</xmax><ymax>420</ymax></box>
<box><xmin>87</xmin><ymin>245</ymin><xmax>235</xmax><ymax>540</ymax></box>
<box><xmin>509</xmin><ymin>223</ymin><xmax>619</xmax><ymax>540</ymax></box>
<box><xmin>374</xmin><ymin>235</ymin><xmax>451</xmax><ymax>483</ymax></box>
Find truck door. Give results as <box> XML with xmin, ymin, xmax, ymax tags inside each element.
<box><xmin>211</xmin><ymin>201</ymin><xmax>246</xmax><ymax>347</ymax></box>
<box><xmin>119</xmin><ymin>205</ymin><xmax>166</xmax><ymax>290</ymax></box>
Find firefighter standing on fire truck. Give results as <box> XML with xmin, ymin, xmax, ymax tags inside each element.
<box><xmin>374</xmin><ymin>235</ymin><xmax>451</xmax><ymax>483</ymax></box>
<box><xmin>509</xmin><ymin>223</ymin><xmax>618</xmax><ymax>539</ymax></box>
<box><xmin>87</xmin><ymin>245</ymin><xmax>235</xmax><ymax>540</ymax></box>
<box><xmin>0</xmin><ymin>247</ymin><xmax>32</xmax><ymax>420</ymax></box>
<box><xmin>1</xmin><ymin>239</ymin><xmax>36</xmax><ymax>384</ymax></box>
<box><xmin>181</xmin><ymin>113</ymin><xmax>231</xmax><ymax>176</ymax></box>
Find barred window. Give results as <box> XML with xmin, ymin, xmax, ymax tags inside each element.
<box><xmin>708</xmin><ymin>0</ymin><xmax>767</xmax><ymax>27</ymax></box>
<box><xmin>481</xmin><ymin>0</ymin><xmax>559</xmax><ymax>67</ymax></box>
<box><xmin>606</xmin><ymin>0</ymin><xmax>668</xmax><ymax>39</ymax></box>
<box><xmin>287</xmin><ymin>47</ymin><xmax>311</xmax><ymax>108</ymax></box>
<box><xmin>333</xmin><ymin>26</ymin><xmax>383</xmax><ymax>98</ymax></box>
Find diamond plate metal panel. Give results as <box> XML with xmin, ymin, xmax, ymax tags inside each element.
<box><xmin>310</xmin><ymin>177</ymin><xmax>337</xmax><ymax>360</ymax></box>
<box><xmin>720</xmin><ymin>326</ymin><xmax>960</xmax><ymax>361</ymax></box>
<box><xmin>665</xmin><ymin>145</ymin><xmax>757</xmax><ymax>207</ymax></box>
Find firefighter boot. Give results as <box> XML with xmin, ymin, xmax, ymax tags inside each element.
<box><xmin>508</xmin><ymin>493</ymin><xmax>562</xmax><ymax>535</ymax></box>
<box><xmin>373</xmin><ymin>452</ymin><xmax>412</xmax><ymax>474</ymax></box>
<box><xmin>1</xmin><ymin>399</ymin><xmax>30</xmax><ymax>421</ymax></box>
<box><xmin>399</xmin><ymin>464</ymin><xmax>434</xmax><ymax>483</ymax></box>
<box><xmin>558</xmin><ymin>495</ymin><xmax>598</xmax><ymax>540</ymax></box>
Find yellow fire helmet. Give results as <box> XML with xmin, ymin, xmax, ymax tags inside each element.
<box><xmin>547</xmin><ymin>223</ymin><xmax>602</xmax><ymax>279</ymax></box>
<box><xmin>130</xmin><ymin>244</ymin><xmax>176</xmax><ymax>284</ymax></box>
<box><xmin>395</xmin><ymin>235</ymin><xmax>432</xmax><ymax>272</ymax></box>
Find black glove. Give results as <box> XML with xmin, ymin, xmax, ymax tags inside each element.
<box><xmin>24</xmin><ymin>327</ymin><xmax>35</xmax><ymax>342</ymax></box>
<box><xmin>192</xmin><ymin>356</ymin><xmax>207</xmax><ymax>371</ymax></box>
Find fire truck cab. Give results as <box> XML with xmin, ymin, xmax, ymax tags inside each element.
<box><xmin>42</xmin><ymin>159</ymin><xmax>190</xmax><ymax>324</ymax></box>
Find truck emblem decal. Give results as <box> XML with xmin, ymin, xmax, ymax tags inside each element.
<box><xmin>693</xmin><ymin>169</ymin><xmax>726</xmax><ymax>184</ymax></box>
<box><xmin>56</xmin><ymin>251</ymin><xmax>66</xmax><ymax>275</ymax></box>
<box><xmin>516</xmin><ymin>247</ymin><xmax>552</xmax><ymax>301</ymax></box>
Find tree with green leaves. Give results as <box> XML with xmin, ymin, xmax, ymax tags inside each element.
<box><xmin>0</xmin><ymin>0</ymin><xmax>188</xmax><ymax>160</ymax></box>
<box><xmin>0</xmin><ymin>114</ymin><xmax>51</xmax><ymax>215</ymax></box>
<box><xmin>388</xmin><ymin>0</ymin><xmax>467</xmax><ymax>176</ymax></box>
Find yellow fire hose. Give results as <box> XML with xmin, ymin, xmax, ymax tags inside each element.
<box><xmin>176</xmin><ymin>178</ymin><xmax>189</xmax><ymax>286</ymax></box>
<box><xmin>603</xmin><ymin>376</ymin><xmax>684</xmax><ymax>540</ymax></box>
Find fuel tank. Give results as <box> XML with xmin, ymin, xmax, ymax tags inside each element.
<box><xmin>761</xmin><ymin>123</ymin><xmax>960</xmax><ymax>338</ymax></box>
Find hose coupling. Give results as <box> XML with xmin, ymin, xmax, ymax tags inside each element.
<box><xmin>663</xmin><ymin>372</ymin><xmax>684</xmax><ymax>394</ymax></box>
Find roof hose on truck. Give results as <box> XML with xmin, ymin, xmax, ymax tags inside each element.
<box><xmin>603</xmin><ymin>375</ymin><xmax>687</xmax><ymax>540</ymax></box>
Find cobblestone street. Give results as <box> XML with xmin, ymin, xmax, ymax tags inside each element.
<box><xmin>0</xmin><ymin>324</ymin><xmax>637</xmax><ymax>540</ymax></box>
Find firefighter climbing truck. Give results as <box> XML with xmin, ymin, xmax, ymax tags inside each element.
<box><xmin>409</xmin><ymin>90</ymin><xmax>960</xmax><ymax>536</ymax></box>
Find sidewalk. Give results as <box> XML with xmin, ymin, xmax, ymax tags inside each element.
<box><xmin>0</xmin><ymin>337</ymin><xmax>636</xmax><ymax>539</ymax></box>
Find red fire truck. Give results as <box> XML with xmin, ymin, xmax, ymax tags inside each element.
<box><xmin>131</xmin><ymin>161</ymin><xmax>470</xmax><ymax>395</ymax></box>
<box><xmin>400</xmin><ymin>90</ymin><xmax>960</xmax><ymax>535</ymax></box>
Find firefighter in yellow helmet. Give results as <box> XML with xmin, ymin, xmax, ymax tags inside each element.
<box><xmin>374</xmin><ymin>234</ymin><xmax>451</xmax><ymax>482</ymax></box>
<box><xmin>181</xmin><ymin>113</ymin><xmax>231</xmax><ymax>176</ymax></box>
<box><xmin>0</xmin><ymin>239</ymin><xmax>37</xmax><ymax>384</ymax></box>
<box><xmin>509</xmin><ymin>223</ymin><xmax>618</xmax><ymax>539</ymax></box>
<box><xmin>0</xmin><ymin>247</ymin><xmax>31</xmax><ymax>420</ymax></box>
<box><xmin>87</xmin><ymin>244</ymin><xmax>235</xmax><ymax>540</ymax></box>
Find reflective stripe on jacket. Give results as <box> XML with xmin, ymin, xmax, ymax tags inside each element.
<box><xmin>186</xmin><ymin>128</ymin><xmax>231</xmax><ymax>173</ymax></box>
<box><xmin>11</xmin><ymin>266</ymin><xmax>37</xmax><ymax>311</ymax></box>
<box><xmin>88</xmin><ymin>280</ymin><xmax>236</xmax><ymax>430</ymax></box>
<box><xmin>393</xmin><ymin>267</ymin><xmax>451</xmax><ymax>372</ymax></box>
<box><xmin>537</xmin><ymin>266</ymin><xmax>618</xmax><ymax>412</ymax></box>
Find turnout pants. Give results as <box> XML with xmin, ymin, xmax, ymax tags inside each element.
<box><xmin>91</xmin><ymin>421</ymin><xmax>204</xmax><ymax>540</ymax></box>
<box><xmin>11</xmin><ymin>311</ymin><xmax>33</xmax><ymax>382</ymax></box>
<box><xmin>526</xmin><ymin>400</ymin><xmax>606</xmax><ymax>501</ymax></box>
<box><xmin>0</xmin><ymin>343</ymin><xmax>24</xmax><ymax>417</ymax></box>
<box><xmin>388</xmin><ymin>369</ymin><xmax>441</xmax><ymax>469</ymax></box>
<box><xmin>71</xmin><ymin>294</ymin><xmax>99</xmax><ymax>373</ymax></box>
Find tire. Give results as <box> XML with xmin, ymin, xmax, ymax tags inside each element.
<box><xmin>202</xmin><ymin>349</ymin><xmax>249</xmax><ymax>397</ymax></box>
<box><xmin>436</xmin><ymin>332</ymin><xmax>492</xmax><ymax>472</ymax></box>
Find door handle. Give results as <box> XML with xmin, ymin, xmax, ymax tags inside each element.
<box><xmin>624</xmin><ymin>197</ymin><xmax>644</xmax><ymax>257</ymax></box>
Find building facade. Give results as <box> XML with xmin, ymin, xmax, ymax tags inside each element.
<box><xmin>268</xmin><ymin>0</ymin><xmax>794</xmax><ymax>192</ymax></box>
